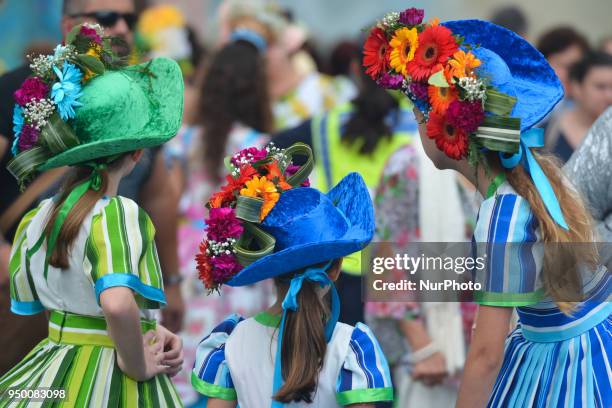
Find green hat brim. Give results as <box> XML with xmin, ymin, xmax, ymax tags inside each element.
<box><xmin>39</xmin><ymin>57</ymin><xmax>184</xmax><ymax>170</ymax></box>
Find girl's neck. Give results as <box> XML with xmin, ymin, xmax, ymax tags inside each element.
<box><xmin>104</xmin><ymin>171</ymin><xmax>123</xmax><ymax>197</ymax></box>
<box><xmin>456</xmin><ymin>157</ymin><xmax>505</xmax><ymax>198</ymax></box>
<box><xmin>267</xmin><ymin>285</ymin><xmax>288</xmax><ymax>315</ymax></box>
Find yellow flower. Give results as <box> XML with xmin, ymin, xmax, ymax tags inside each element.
<box><xmin>389</xmin><ymin>27</ymin><xmax>418</xmax><ymax>76</ymax></box>
<box><xmin>240</xmin><ymin>176</ymin><xmax>280</xmax><ymax>220</ymax></box>
<box><xmin>447</xmin><ymin>50</ymin><xmax>481</xmax><ymax>79</ymax></box>
<box><xmin>86</xmin><ymin>44</ymin><xmax>102</xmax><ymax>59</ymax></box>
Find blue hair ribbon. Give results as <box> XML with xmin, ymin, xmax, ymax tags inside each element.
<box><xmin>499</xmin><ymin>128</ymin><xmax>569</xmax><ymax>230</ymax></box>
<box><xmin>230</xmin><ymin>28</ymin><xmax>267</xmax><ymax>52</ymax></box>
<box><xmin>271</xmin><ymin>261</ymin><xmax>340</xmax><ymax>408</ymax></box>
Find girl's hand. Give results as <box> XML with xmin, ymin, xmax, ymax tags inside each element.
<box><xmin>155</xmin><ymin>324</ymin><xmax>184</xmax><ymax>377</ymax></box>
<box><xmin>117</xmin><ymin>331</ymin><xmax>166</xmax><ymax>381</ymax></box>
<box><xmin>411</xmin><ymin>351</ymin><xmax>448</xmax><ymax>386</ymax></box>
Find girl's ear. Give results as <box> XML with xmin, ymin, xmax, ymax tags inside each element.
<box><xmin>328</xmin><ymin>258</ymin><xmax>343</xmax><ymax>282</ymax></box>
<box><xmin>131</xmin><ymin>149</ymin><xmax>144</xmax><ymax>163</ymax></box>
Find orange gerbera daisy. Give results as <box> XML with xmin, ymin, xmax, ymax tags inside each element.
<box><xmin>363</xmin><ymin>27</ymin><xmax>390</xmax><ymax>80</ymax></box>
<box><xmin>428</xmin><ymin>84</ymin><xmax>458</xmax><ymax>114</ymax></box>
<box><xmin>389</xmin><ymin>27</ymin><xmax>418</xmax><ymax>76</ymax></box>
<box><xmin>447</xmin><ymin>50</ymin><xmax>481</xmax><ymax>79</ymax></box>
<box><xmin>426</xmin><ymin>112</ymin><xmax>468</xmax><ymax>160</ymax></box>
<box><xmin>240</xmin><ymin>176</ymin><xmax>280</xmax><ymax>220</ymax></box>
<box><xmin>407</xmin><ymin>25</ymin><xmax>458</xmax><ymax>81</ymax></box>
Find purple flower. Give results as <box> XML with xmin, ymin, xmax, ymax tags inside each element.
<box><xmin>210</xmin><ymin>255</ymin><xmax>242</xmax><ymax>283</ymax></box>
<box><xmin>206</xmin><ymin>207</ymin><xmax>244</xmax><ymax>241</ymax></box>
<box><xmin>80</xmin><ymin>26</ymin><xmax>102</xmax><ymax>44</ymax></box>
<box><xmin>14</xmin><ymin>77</ymin><xmax>49</xmax><ymax>106</ymax></box>
<box><xmin>231</xmin><ymin>146</ymin><xmax>268</xmax><ymax>167</ymax></box>
<box><xmin>376</xmin><ymin>73</ymin><xmax>404</xmax><ymax>90</ymax></box>
<box><xmin>285</xmin><ymin>164</ymin><xmax>310</xmax><ymax>187</ymax></box>
<box><xmin>399</xmin><ymin>8</ymin><xmax>425</xmax><ymax>26</ymax></box>
<box><xmin>409</xmin><ymin>81</ymin><xmax>429</xmax><ymax>100</ymax></box>
<box><xmin>17</xmin><ymin>124</ymin><xmax>39</xmax><ymax>151</ymax></box>
<box><xmin>446</xmin><ymin>100</ymin><xmax>485</xmax><ymax>133</ymax></box>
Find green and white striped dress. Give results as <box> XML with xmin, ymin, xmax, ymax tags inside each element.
<box><xmin>0</xmin><ymin>196</ymin><xmax>183</xmax><ymax>407</ymax></box>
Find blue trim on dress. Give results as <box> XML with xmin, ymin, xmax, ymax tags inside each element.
<box><xmin>521</xmin><ymin>302</ymin><xmax>612</xmax><ymax>342</ymax></box>
<box><xmin>95</xmin><ymin>273</ymin><xmax>167</xmax><ymax>306</ymax></box>
<box><xmin>11</xmin><ymin>299</ymin><xmax>45</xmax><ymax>315</ymax></box>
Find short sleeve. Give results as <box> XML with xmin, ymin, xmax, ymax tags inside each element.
<box><xmin>191</xmin><ymin>314</ymin><xmax>243</xmax><ymax>401</ymax></box>
<box><xmin>9</xmin><ymin>208</ymin><xmax>44</xmax><ymax>315</ymax></box>
<box><xmin>336</xmin><ymin>323</ymin><xmax>394</xmax><ymax>406</ymax></box>
<box><xmin>472</xmin><ymin>193</ymin><xmax>545</xmax><ymax>307</ymax></box>
<box><xmin>85</xmin><ymin>197</ymin><xmax>166</xmax><ymax>309</ymax></box>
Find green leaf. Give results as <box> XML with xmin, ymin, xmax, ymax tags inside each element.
<box><xmin>234</xmin><ymin>223</ymin><xmax>276</xmax><ymax>266</ymax></box>
<box><xmin>235</xmin><ymin>195</ymin><xmax>264</xmax><ymax>223</ymax></box>
<box><xmin>65</xmin><ymin>25</ymin><xmax>81</xmax><ymax>44</ymax></box>
<box><xmin>75</xmin><ymin>54</ymin><xmax>106</xmax><ymax>75</ymax></box>
<box><xmin>428</xmin><ymin>70</ymin><xmax>449</xmax><ymax>87</ymax></box>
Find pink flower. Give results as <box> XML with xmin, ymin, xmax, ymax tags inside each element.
<box><xmin>18</xmin><ymin>124</ymin><xmax>39</xmax><ymax>150</ymax></box>
<box><xmin>206</xmin><ymin>207</ymin><xmax>244</xmax><ymax>241</ymax></box>
<box><xmin>210</xmin><ymin>255</ymin><xmax>242</xmax><ymax>284</ymax></box>
<box><xmin>285</xmin><ymin>164</ymin><xmax>310</xmax><ymax>187</ymax></box>
<box><xmin>409</xmin><ymin>81</ymin><xmax>428</xmax><ymax>100</ymax></box>
<box><xmin>399</xmin><ymin>8</ymin><xmax>425</xmax><ymax>26</ymax></box>
<box><xmin>445</xmin><ymin>100</ymin><xmax>485</xmax><ymax>133</ymax></box>
<box><xmin>14</xmin><ymin>77</ymin><xmax>49</xmax><ymax>106</ymax></box>
<box><xmin>231</xmin><ymin>147</ymin><xmax>268</xmax><ymax>167</ymax></box>
<box><xmin>376</xmin><ymin>73</ymin><xmax>404</xmax><ymax>90</ymax></box>
<box><xmin>80</xmin><ymin>26</ymin><xmax>102</xmax><ymax>44</ymax></box>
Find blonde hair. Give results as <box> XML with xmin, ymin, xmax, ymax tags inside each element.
<box><xmin>503</xmin><ymin>151</ymin><xmax>598</xmax><ymax>314</ymax></box>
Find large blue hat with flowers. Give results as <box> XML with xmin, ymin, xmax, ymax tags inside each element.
<box><xmin>364</xmin><ymin>8</ymin><xmax>567</xmax><ymax>230</ymax></box>
<box><xmin>195</xmin><ymin>143</ymin><xmax>374</xmax><ymax>291</ymax></box>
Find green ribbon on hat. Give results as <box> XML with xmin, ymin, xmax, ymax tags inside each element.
<box><xmin>42</xmin><ymin>162</ymin><xmax>107</xmax><ymax>279</ymax></box>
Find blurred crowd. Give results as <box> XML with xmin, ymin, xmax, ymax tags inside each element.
<box><xmin>0</xmin><ymin>1</ymin><xmax>610</xmax><ymax>407</ymax></box>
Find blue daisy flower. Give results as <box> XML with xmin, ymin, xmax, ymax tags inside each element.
<box><xmin>51</xmin><ymin>62</ymin><xmax>84</xmax><ymax>120</ymax></box>
<box><xmin>11</xmin><ymin>105</ymin><xmax>24</xmax><ymax>156</ymax></box>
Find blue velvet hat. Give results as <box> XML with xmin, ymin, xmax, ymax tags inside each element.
<box><xmin>226</xmin><ymin>172</ymin><xmax>374</xmax><ymax>286</ymax></box>
<box><xmin>442</xmin><ymin>20</ymin><xmax>563</xmax><ymax>131</ymax></box>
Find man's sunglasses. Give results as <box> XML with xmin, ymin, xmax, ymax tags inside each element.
<box><xmin>71</xmin><ymin>11</ymin><xmax>137</xmax><ymax>30</ymax></box>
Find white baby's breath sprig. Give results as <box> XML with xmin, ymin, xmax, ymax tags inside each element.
<box><xmin>378</xmin><ymin>12</ymin><xmax>400</xmax><ymax>29</ymax></box>
<box><xmin>458</xmin><ymin>77</ymin><xmax>487</xmax><ymax>102</ymax></box>
<box><xmin>24</xmin><ymin>98</ymin><xmax>55</xmax><ymax>130</ymax></box>
<box><xmin>29</xmin><ymin>54</ymin><xmax>54</xmax><ymax>78</ymax></box>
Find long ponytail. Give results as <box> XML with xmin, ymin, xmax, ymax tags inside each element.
<box><xmin>44</xmin><ymin>155</ymin><xmax>128</xmax><ymax>269</ymax></box>
<box><xmin>272</xmin><ymin>259</ymin><xmax>341</xmax><ymax>403</ymax></box>
<box><xmin>503</xmin><ymin>151</ymin><xmax>598</xmax><ymax>313</ymax></box>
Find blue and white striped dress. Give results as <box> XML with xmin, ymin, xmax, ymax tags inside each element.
<box><xmin>191</xmin><ymin>313</ymin><xmax>393</xmax><ymax>406</ymax></box>
<box><xmin>473</xmin><ymin>182</ymin><xmax>611</xmax><ymax>407</ymax></box>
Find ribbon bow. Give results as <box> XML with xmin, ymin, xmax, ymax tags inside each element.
<box><xmin>271</xmin><ymin>261</ymin><xmax>340</xmax><ymax>408</ymax></box>
<box><xmin>499</xmin><ymin>128</ymin><xmax>569</xmax><ymax>230</ymax></box>
<box><xmin>42</xmin><ymin>162</ymin><xmax>107</xmax><ymax>279</ymax></box>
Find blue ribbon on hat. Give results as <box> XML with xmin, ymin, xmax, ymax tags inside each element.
<box><xmin>499</xmin><ymin>128</ymin><xmax>569</xmax><ymax>230</ymax></box>
<box><xmin>271</xmin><ymin>261</ymin><xmax>340</xmax><ymax>408</ymax></box>
<box><xmin>230</xmin><ymin>28</ymin><xmax>267</xmax><ymax>52</ymax></box>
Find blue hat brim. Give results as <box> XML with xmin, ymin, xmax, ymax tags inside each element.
<box><xmin>443</xmin><ymin>20</ymin><xmax>564</xmax><ymax>131</ymax></box>
<box><xmin>226</xmin><ymin>172</ymin><xmax>374</xmax><ymax>286</ymax></box>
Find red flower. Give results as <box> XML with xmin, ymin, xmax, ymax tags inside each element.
<box><xmin>445</xmin><ymin>100</ymin><xmax>484</xmax><ymax>133</ymax></box>
<box><xmin>426</xmin><ymin>112</ymin><xmax>468</xmax><ymax>160</ymax></box>
<box><xmin>195</xmin><ymin>241</ymin><xmax>214</xmax><ymax>288</ymax></box>
<box><xmin>363</xmin><ymin>27</ymin><xmax>390</xmax><ymax>80</ymax></box>
<box><xmin>208</xmin><ymin>165</ymin><xmax>258</xmax><ymax>208</ymax></box>
<box><xmin>407</xmin><ymin>25</ymin><xmax>458</xmax><ymax>81</ymax></box>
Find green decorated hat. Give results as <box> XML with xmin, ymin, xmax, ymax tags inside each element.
<box><xmin>40</xmin><ymin>57</ymin><xmax>183</xmax><ymax>170</ymax></box>
<box><xmin>8</xmin><ymin>23</ymin><xmax>184</xmax><ymax>184</ymax></box>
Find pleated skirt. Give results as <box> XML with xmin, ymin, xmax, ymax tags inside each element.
<box><xmin>488</xmin><ymin>315</ymin><xmax>611</xmax><ymax>407</ymax></box>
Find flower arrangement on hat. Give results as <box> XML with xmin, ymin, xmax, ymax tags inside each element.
<box><xmin>196</xmin><ymin>143</ymin><xmax>313</xmax><ymax>292</ymax></box>
<box><xmin>9</xmin><ymin>23</ymin><xmax>126</xmax><ymax>186</ymax></box>
<box><xmin>363</xmin><ymin>8</ymin><xmax>519</xmax><ymax>164</ymax></box>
